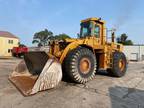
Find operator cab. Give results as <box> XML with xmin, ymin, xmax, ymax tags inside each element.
<box><xmin>80</xmin><ymin>18</ymin><xmax>105</xmax><ymax>39</ymax></box>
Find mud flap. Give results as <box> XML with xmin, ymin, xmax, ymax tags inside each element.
<box><xmin>9</xmin><ymin>52</ymin><xmax>62</xmax><ymax>96</ymax></box>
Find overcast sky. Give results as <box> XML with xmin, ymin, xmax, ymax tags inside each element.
<box><xmin>0</xmin><ymin>0</ymin><xmax>143</xmax><ymax>46</ymax></box>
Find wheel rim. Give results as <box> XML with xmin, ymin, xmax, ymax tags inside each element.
<box><xmin>119</xmin><ymin>59</ymin><xmax>125</xmax><ymax>71</ymax></box>
<box><xmin>79</xmin><ymin>58</ymin><xmax>91</xmax><ymax>74</ymax></box>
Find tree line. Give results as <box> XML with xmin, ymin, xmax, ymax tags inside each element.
<box><xmin>116</xmin><ymin>33</ymin><xmax>133</xmax><ymax>45</ymax></box>
<box><xmin>32</xmin><ymin>29</ymin><xmax>71</xmax><ymax>47</ymax></box>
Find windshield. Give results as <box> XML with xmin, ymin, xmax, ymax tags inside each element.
<box><xmin>80</xmin><ymin>22</ymin><xmax>92</xmax><ymax>38</ymax></box>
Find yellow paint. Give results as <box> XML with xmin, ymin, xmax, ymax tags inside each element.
<box><xmin>0</xmin><ymin>37</ymin><xmax>19</xmax><ymax>57</ymax></box>
<box><xmin>59</xmin><ymin>41</ymin><xmax>80</xmax><ymax>63</ymax></box>
<box><xmin>49</xmin><ymin>17</ymin><xmax>123</xmax><ymax>70</ymax></box>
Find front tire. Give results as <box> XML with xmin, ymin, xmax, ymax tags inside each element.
<box><xmin>108</xmin><ymin>52</ymin><xmax>127</xmax><ymax>77</ymax></box>
<box><xmin>63</xmin><ymin>47</ymin><xmax>97</xmax><ymax>83</ymax></box>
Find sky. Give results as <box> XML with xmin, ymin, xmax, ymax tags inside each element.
<box><xmin>0</xmin><ymin>0</ymin><xmax>144</xmax><ymax>46</ymax></box>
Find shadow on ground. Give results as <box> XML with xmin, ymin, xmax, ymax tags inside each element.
<box><xmin>62</xmin><ymin>70</ymin><xmax>111</xmax><ymax>83</ymax></box>
<box><xmin>96</xmin><ymin>70</ymin><xmax>110</xmax><ymax>76</ymax></box>
<box><xmin>109</xmin><ymin>86</ymin><xmax>144</xmax><ymax>108</ymax></box>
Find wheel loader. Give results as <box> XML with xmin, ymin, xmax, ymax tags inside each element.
<box><xmin>9</xmin><ymin>17</ymin><xmax>127</xmax><ymax>96</ymax></box>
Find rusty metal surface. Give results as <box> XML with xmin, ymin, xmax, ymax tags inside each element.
<box><xmin>24</xmin><ymin>52</ymin><xmax>49</xmax><ymax>75</ymax></box>
<box><xmin>11</xmin><ymin>60</ymin><xmax>32</xmax><ymax>77</ymax></box>
<box><xmin>9</xmin><ymin>76</ymin><xmax>38</xmax><ymax>96</ymax></box>
<box><xmin>9</xmin><ymin>52</ymin><xmax>62</xmax><ymax>96</ymax></box>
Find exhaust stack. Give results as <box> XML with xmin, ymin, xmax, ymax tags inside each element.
<box><xmin>111</xmin><ymin>28</ymin><xmax>116</xmax><ymax>43</ymax></box>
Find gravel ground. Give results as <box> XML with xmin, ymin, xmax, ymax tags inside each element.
<box><xmin>0</xmin><ymin>58</ymin><xmax>144</xmax><ymax>108</ymax></box>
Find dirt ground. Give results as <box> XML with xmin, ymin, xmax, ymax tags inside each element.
<box><xmin>0</xmin><ymin>58</ymin><xmax>144</xmax><ymax>108</ymax></box>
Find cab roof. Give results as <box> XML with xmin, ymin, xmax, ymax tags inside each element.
<box><xmin>81</xmin><ymin>17</ymin><xmax>105</xmax><ymax>24</ymax></box>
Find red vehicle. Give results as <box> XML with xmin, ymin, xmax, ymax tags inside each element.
<box><xmin>12</xmin><ymin>45</ymin><xmax>28</xmax><ymax>58</ymax></box>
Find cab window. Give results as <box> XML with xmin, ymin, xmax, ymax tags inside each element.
<box><xmin>94</xmin><ymin>25</ymin><xmax>100</xmax><ymax>38</ymax></box>
<box><xmin>80</xmin><ymin>22</ymin><xmax>93</xmax><ymax>38</ymax></box>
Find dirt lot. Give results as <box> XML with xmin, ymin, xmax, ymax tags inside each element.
<box><xmin>0</xmin><ymin>58</ymin><xmax>144</xmax><ymax>108</ymax></box>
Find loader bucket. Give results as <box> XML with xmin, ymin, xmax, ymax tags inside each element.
<box><xmin>9</xmin><ymin>52</ymin><xmax>62</xmax><ymax>96</ymax></box>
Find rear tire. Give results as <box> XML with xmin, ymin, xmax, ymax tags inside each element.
<box><xmin>18</xmin><ymin>54</ymin><xmax>22</xmax><ymax>58</ymax></box>
<box><xmin>63</xmin><ymin>47</ymin><xmax>97</xmax><ymax>83</ymax></box>
<box><xmin>107</xmin><ymin>52</ymin><xmax>127</xmax><ymax>77</ymax></box>
<box><xmin>12</xmin><ymin>53</ymin><xmax>17</xmax><ymax>57</ymax></box>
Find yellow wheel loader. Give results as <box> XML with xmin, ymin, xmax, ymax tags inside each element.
<box><xmin>9</xmin><ymin>17</ymin><xmax>127</xmax><ymax>96</ymax></box>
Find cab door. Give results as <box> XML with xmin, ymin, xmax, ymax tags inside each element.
<box><xmin>93</xmin><ymin>23</ymin><xmax>102</xmax><ymax>48</ymax></box>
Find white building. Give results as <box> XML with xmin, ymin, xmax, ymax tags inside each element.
<box><xmin>123</xmin><ymin>45</ymin><xmax>144</xmax><ymax>61</ymax></box>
